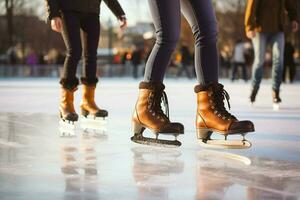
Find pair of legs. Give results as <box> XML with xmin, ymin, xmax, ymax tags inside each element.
<box><xmin>144</xmin><ymin>0</ymin><xmax>218</xmax><ymax>84</ymax></box>
<box><xmin>177</xmin><ymin>64</ymin><xmax>192</xmax><ymax>79</ymax></box>
<box><xmin>60</xmin><ymin>10</ymin><xmax>100</xmax><ymax>89</ymax></box>
<box><xmin>251</xmin><ymin>32</ymin><xmax>285</xmax><ymax>91</ymax></box>
<box><xmin>132</xmin><ymin>0</ymin><xmax>254</xmax><ymax>148</ymax></box>
<box><xmin>231</xmin><ymin>62</ymin><xmax>248</xmax><ymax>81</ymax></box>
<box><xmin>59</xmin><ymin>11</ymin><xmax>107</xmax><ymax>122</ymax></box>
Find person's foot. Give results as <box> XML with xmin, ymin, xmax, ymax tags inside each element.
<box><xmin>131</xmin><ymin>82</ymin><xmax>184</xmax><ymax>147</ymax></box>
<box><xmin>195</xmin><ymin>83</ymin><xmax>254</xmax><ymax>136</ymax></box>
<box><xmin>272</xmin><ymin>89</ymin><xmax>282</xmax><ymax>104</ymax></box>
<box><xmin>60</xmin><ymin>87</ymin><xmax>78</xmax><ymax>122</ymax></box>
<box><xmin>250</xmin><ymin>86</ymin><xmax>259</xmax><ymax>103</ymax></box>
<box><xmin>81</xmin><ymin>84</ymin><xmax>108</xmax><ymax>118</ymax></box>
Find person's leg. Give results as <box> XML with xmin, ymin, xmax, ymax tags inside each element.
<box><xmin>180</xmin><ymin>0</ymin><xmax>218</xmax><ymax>84</ymax></box>
<box><xmin>60</xmin><ymin>11</ymin><xmax>82</xmax><ymax>89</ymax></box>
<box><xmin>282</xmin><ymin>64</ymin><xmax>287</xmax><ymax>82</ymax></box>
<box><xmin>242</xmin><ymin>63</ymin><xmax>248</xmax><ymax>81</ymax></box>
<box><xmin>133</xmin><ymin>65</ymin><xmax>138</xmax><ymax>78</ymax></box>
<box><xmin>132</xmin><ymin>0</ymin><xmax>184</xmax><ymax>147</ymax></box>
<box><xmin>144</xmin><ymin>0</ymin><xmax>181</xmax><ymax>83</ymax></box>
<box><xmin>181</xmin><ymin>0</ymin><xmax>254</xmax><ymax>147</ymax></box>
<box><xmin>251</xmin><ymin>33</ymin><xmax>267</xmax><ymax>89</ymax></box>
<box><xmin>184</xmin><ymin>65</ymin><xmax>192</xmax><ymax>78</ymax></box>
<box><xmin>269</xmin><ymin>32</ymin><xmax>284</xmax><ymax>91</ymax></box>
<box><xmin>80</xmin><ymin>13</ymin><xmax>100</xmax><ymax>85</ymax></box>
<box><xmin>59</xmin><ymin>11</ymin><xmax>82</xmax><ymax>122</ymax></box>
<box><xmin>177</xmin><ymin>64</ymin><xmax>184</xmax><ymax>77</ymax></box>
<box><xmin>79</xmin><ymin>13</ymin><xmax>108</xmax><ymax>119</ymax></box>
<box><xmin>231</xmin><ymin>63</ymin><xmax>238</xmax><ymax>81</ymax></box>
<box><xmin>290</xmin><ymin>64</ymin><xmax>296</xmax><ymax>83</ymax></box>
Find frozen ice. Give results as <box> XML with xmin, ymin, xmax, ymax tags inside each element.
<box><xmin>0</xmin><ymin>78</ymin><xmax>300</xmax><ymax>200</ymax></box>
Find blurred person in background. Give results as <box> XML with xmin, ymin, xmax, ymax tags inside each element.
<box><xmin>45</xmin><ymin>0</ymin><xmax>127</xmax><ymax>123</ymax></box>
<box><xmin>219</xmin><ymin>48</ymin><xmax>231</xmax><ymax>79</ymax></box>
<box><xmin>231</xmin><ymin>39</ymin><xmax>248</xmax><ymax>82</ymax></box>
<box><xmin>245</xmin><ymin>0</ymin><xmax>299</xmax><ymax>106</ymax></box>
<box><xmin>176</xmin><ymin>44</ymin><xmax>192</xmax><ymax>79</ymax></box>
<box><xmin>283</xmin><ymin>40</ymin><xmax>296</xmax><ymax>83</ymax></box>
<box><xmin>131</xmin><ymin>46</ymin><xmax>142</xmax><ymax>79</ymax></box>
<box><xmin>26</xmin><ymin>50</ymin><xmax>38</xmax><ymax>76</ymax></box>
<box><xmin>6</xmin><ymin>46</ymin><xmax>18</xmax><ymax>65</ymax></box>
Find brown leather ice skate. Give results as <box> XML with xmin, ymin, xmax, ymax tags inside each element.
<box><xmin>80</xmin><ymin>84</ymin><xmax>108</xmax><ymax>119</ymax></box>
<box><xmin>131</xmin><ymin>82</ymin><xmax>184</xmax><ymax>147</ymax></box>
<box><xmin>195</xmin><ymin>83</ymin><xmax>254</xmax><ymax>149</ymax></box>
<box><xmin>60</xmin><ymin>87</ymin><xmax>78</xmax><ymax>122</ymax></box>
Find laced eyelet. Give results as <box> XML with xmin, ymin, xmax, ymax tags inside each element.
<box><xmin>222</xmin><ymin>116</ymin><xmax>226</xmax><ymax>120</ymax></box>
<box><xmin>218</xmin><ymin>114</ymin><xmax>221</xmax><ymax>118</ymax></box>
<box><xmin>214</xmin><ymin>111</ymin><xmax>218</xmax><ymax>114</ymax></box>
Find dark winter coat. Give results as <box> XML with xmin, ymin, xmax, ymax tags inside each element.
<box><xmin>245</xmin><ymin>0</ymin><xmax>298</xmax><ymax>33</ymax></box>
<box><xmin>180</xmin><ymin>46</ymin><xmax>191</xmax><ymax>66</ymax></box>
<box><xmin>45</xmin><ymin>0</ymin><xmax>125</xmax><ymax>21</ymax></box>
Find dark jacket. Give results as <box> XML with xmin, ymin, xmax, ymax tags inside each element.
<box><xmin>45</xmin><ymin>0</ymin><xmax>125</xmax><ymax>21</ymax></box>
<box><xmin>180</xmin><ymin>46</ymin><xmax>191</xmax><ymax>66</ymax></box>
<box><xmin>245</xmin><ymin>0</ymin><xmax>298</xmax><ymax>33</ymax></box>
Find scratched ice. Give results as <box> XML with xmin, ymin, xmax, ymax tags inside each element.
<box><xmin>0</xmin><ymin>78</ymin><xmax>300</xmax><ymax>200</ymax></box>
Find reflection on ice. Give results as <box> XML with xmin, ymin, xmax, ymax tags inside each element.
<box><xmin>60</xmin><ymin>134</ymin><xmax>101</xmax><ymax>199</ymax></box>
<box><xmin>197</xmin><ymin>150</ymin><xmax>300</xmax><ymax>199</ymax></box>
<box><xmin>59</xmin><ymin>117</ymin><xmax>108</xmax><ymax>139</ymax></box>
<box><xmin>131</xmin><ymin>147</ymin><xmax>184</xmax><ymax>199</ymax></box>
<box><xmin>0</xmin><ymin>110</ymin><xmax>300</xmax><ymax>199</ymax></box>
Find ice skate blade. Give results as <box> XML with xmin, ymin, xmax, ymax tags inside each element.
<box><xmin>273</xmin><ymin>103</ymin><xmax>280</xmax><ymax>111</ymax></box>
<box><xmin>81</xmin><ymin>116</ymin><xmax>108</xmax><ymax>124</ymax></box>
<box><xmin>80</xmin><ymin>116</ymin><xmax>107</xmax><ymax>130</ymax></box>
<box><xmin>199</xmin><ymin>139</ymin><xmax>252</xmax><ymax>149</ymax></box>
<box><xmin>131</xmin><ymin>135</ymin><xmax>181</xmax><ymax>148</ymax></box>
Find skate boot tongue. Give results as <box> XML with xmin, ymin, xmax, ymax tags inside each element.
<box><xmin>139</xmin><ymin>82</ymin><xmax>169</xmax><ymax>121</ymax></box>
<box><xmin>210</xmin><ymin>83</ymin><xmax>236</xmax><ymax>120</ymax></box>
<box><xmin>153</xmin><ymin>89</ymin><xmax>169</xmax><ymax>119</ymax></box>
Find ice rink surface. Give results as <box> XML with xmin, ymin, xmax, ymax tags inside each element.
<box><xmin>0</xmin><ymin>78</ymin><xmax>300</xmax><ymax>200</ymax></box>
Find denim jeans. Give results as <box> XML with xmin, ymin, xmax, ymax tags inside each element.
<box><xmin>144</xmin><ymin>0</ymin><xmax>218</xmax><ymax>84</ymax></box>
<box><xmin>251</xmin><ymin>32</ymin><xmax>284</xmax><ymax>91</ymax></box>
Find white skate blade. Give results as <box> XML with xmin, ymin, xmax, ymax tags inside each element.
<box><xmin>273</xmin><ymin>103</ymin><xmax>280</xmax><ymax>111</ymax></box>
<box><xmin>80</xmin><ymin>117</ymin><xmax>107</xmax><ymax>129</ymax></box>
<box><xmin>199</xmin><ymin>139</ymin><xmax>252</xmax><ymax>149</ymax></box>
<box><xmin>59</xmin><ymin>120</ymin><xmax>76</xmax><ymax>137</ymax></box>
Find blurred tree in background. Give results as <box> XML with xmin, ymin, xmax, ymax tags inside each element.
<box><xmin>0</xmin><ymin>0</ymin><xmax>63</xmax><ymax>62</ymax></box>
<box><xmin>0</xmin><ymin>0</ymin><xmax>299</xmax><ymax>60</ymax></box>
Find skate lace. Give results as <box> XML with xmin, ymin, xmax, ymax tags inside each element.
<box><xmin>213</xmin><ymin>88</ymin><xmax>236</xmax><ymax>120</ymax></box>
<box><xmin>150</xmin><ymin>90</ymin><xmax>169</xmax><ymax>120</ymax></box>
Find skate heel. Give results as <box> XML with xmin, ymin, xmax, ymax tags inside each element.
<box><xmin>132</xmin><ymin>121</ymin><xmax>145</xmax><ymax>135</ymax></box>
<box><xmin>197</xmin><ymin>128</ymin><xmax>212</xmax><ymax>140</ymax></box>
<box><xmin>81</xmin><ymin>109</ymin><xmax>89</xmax><ymax>117</ymax></box>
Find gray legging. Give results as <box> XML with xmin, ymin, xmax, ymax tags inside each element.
<box><xmin>144</xmin><ymin>0</ymin><xmax>219</xmax><ymax>84</ymax></box>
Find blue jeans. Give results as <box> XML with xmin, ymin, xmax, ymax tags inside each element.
<box><xmin>144</xmin><ymin>0</ymin><xmax>218</xmax><ymax>84</ymax></box>
<box><xmin>251</xmin><ymin>32</ymin><xmax>284</xmax><ymax>91</ymax></box>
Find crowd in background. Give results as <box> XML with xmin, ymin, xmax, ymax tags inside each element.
<box><xmin>1</xmin><ymin>37</ymin><xmax>299</xmax><ymax>83</ymax></box>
